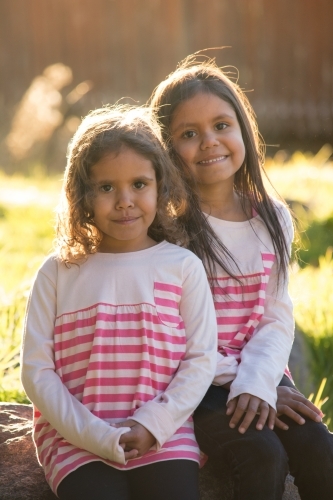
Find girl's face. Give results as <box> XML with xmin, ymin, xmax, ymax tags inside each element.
<box><xmin>90</xmin><ymin>147</ymin><xmax>158</xmax><ymax>253</ymax></box>
<box><xmin>170</xmin><ymin>92</ymin><xmax>246</xmax><ymax>190</ymax></box>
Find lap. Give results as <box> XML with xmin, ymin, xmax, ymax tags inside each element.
<box><xmin>57</xmin><ymin>459</ymin><xmax>199</xmax><ymax>500</ymax></box>
<box><xmin>193</xmin><ymin>385</ymin><xmax>286</xmax><ymax>459</ymax></box>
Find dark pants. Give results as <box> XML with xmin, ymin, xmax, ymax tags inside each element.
<box><xmin>57</xmin><ymin>459</ymin><xmax>199</xmax><ymax>500</ymax></box>
<box><xmin>193</xmin><ymin>376</ymin><xmax>333</xmax><ymax>500</ymax></box>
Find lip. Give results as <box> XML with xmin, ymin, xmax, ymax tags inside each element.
<box><xmin>197</xmin><ymin>155</ymin><xmax>228</xmax><ymax>165</ymax></box>
<box><xmin>113</xmin><ymin>217</ymin><xmax>139</xmax><ymax>225</ymax></box>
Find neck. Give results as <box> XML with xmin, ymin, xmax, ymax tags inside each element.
<box><xmin>198</xmin><ymin>183</ymin><xmax>250</xmax><ymax>221</ymax></box>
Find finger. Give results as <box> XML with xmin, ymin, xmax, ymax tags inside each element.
<box><xmin>226</xmin><ymin>398</ymin><xmax>238</xmax><ymax>415</ymax></box>
<box><xmin>113</xmin><ymin>420</ymin><xmax>136</xmax><ymax>428</ymax></box>
<box><xmin>278</xmin><ymin>405</ymin><xmax>306</xmax><ymax>425</ymax></box>
<box><xmin>229</xmin><ymin>395</ymin><xmax>251</xmax><ymax>429</ymax></box>
<box><xmin>226</xmin><ymin>398</ymin><xmax>237</xmax><ymax>416</ymax></box>
<box><xmin>255</xmin><ymin>404</ymin><xmax>270</xmax><ymax>431</ymax></box>
<box><xmin>292</xmin><ymin>398</ymin><xmax>323</xmax><ymax>418</ymax></box>
<box><xmin>119</xmin><ymin>430</ymin><xmax>137</xmax><ymax>444</ymax></box>
<box><xmin>238</xmin><ymin>401</ymin><xmax>262</xmax><ymax>434</ymax></box>
<box><xmin>274</xmin><ymin>416</ymin><xmax>289</xmax><ymax>430</ymax></box>
<box><xmin>124</xmin><ymin>449</ymin><xmax>138</xmax><ymax>460</ymax></box>
<box><xmin>267</xmin><ymin>407</ymin><xmax>276</xmax><ymax>431</ymax></box>
<box><xmin>290</xmin><ymin>402</ymin><xmax>322</xmax><ymax>422</ymax></box>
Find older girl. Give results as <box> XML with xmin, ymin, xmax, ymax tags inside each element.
<box><xmin>150</xmin><ymin>57</ymin><xmax>333</xmax><ymax>500</ymax></box>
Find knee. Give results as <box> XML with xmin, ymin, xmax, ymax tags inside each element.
<box><xmin>289</xmin><ymin>420</ymin><xmax>333</xmax><ymax>459</ymax></box>
<box><xmin>237</xmin><ymin>430</ymin><xmax>288</xmax><ymax>472</ymax></box>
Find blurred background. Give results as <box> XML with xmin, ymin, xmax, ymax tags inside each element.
<box><xmin>1</xmin><ymin>0</ymin><xmax>332</xmax><ymax>172</ymax></box>
<box><xmin>0</xmin><ymin>0</ymin><xmax>333</xmax><ymax>426</ymax></box>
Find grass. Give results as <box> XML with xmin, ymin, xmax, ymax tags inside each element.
<box><xmin>0</xmin><ymin>171</ymin><xmax>61</xmax><ymax>401</ymax></box>
<box><xmin>290</xmin><ymin>249</ymin><xmax>333</xmax><ymax>425</ymax></box>
<box><xmin>0</xmin><ymin>151</ymin><xmax>333</xmax><ymax>427</ymax></box>
<box><xmin>0</xmin><ymin>172</ymin><xmax>61</xmax><ymax>298</ymax></box>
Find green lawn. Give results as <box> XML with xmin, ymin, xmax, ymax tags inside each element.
<box><xmin>0</xmin><ymin>153</ymin><xmax>333</xmax><ymax>426</ymax></box>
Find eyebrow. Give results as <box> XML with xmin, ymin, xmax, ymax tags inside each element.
<box><xmin>171</xmin><ymin>114</ymin><xmax>236</xmax><ymax>134</ymax></box>
<box><xmin>94</xmin><ymin>175</ymin><xmax>155</xmax><ymax>184</ymax></box>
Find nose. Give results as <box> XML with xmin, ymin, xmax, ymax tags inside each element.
<box><xmin>200</xmin><ymin>131</ymin><xmax>219</xmax><ymax>150</ymax></box>
<box><xmin>115</xmin><ymin>189</ymin><xmax>134</xmax><ymax>209</ymax></box>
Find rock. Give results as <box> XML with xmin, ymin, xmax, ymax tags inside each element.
<box><xmin>0</xmin><ymin>403</ymin><xmax>57</xmax><ymax>500</ymax></box>
<box><xmin>0</xmin><ymin>403</ymin><xmax>300</xmax><ymax>499</ymax></box>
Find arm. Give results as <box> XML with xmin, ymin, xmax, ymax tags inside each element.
<box><xmin>21</xmin><ymin>260</ymin><xmax>135</xmax><ymax>464</ymax></box>
<box><xmin>213</xmin><ymin>351</ymin><xmax>238</xmax><ymax>386</ymax></box>
<box><xmin>129</xmin><ymin>258</ymin><xmax>217</xmax><ymax>450</ymax></box>
<box><xmin>228</xmin><ymin>205</ymin><xmax>294</xmax><ymax>410</ymax></box>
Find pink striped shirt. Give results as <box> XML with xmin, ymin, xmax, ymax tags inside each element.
<box><xmin>21</xmin><ymin>241</ymin><xmax>217</xmax><ymax>494</ymax></box>
<box><xmin>207</xmin><ymin>200</ymin><xmax>295</xmax><ymax>409</ymax></box>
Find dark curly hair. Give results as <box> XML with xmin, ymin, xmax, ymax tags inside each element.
<box><xmin>56</xmin><ymin>105</ymin><xmax>189</xmax><ymax>262</ymax></box>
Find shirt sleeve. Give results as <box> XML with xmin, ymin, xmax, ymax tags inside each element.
<box><xmin>213</xmin><ymin>352</ymin><xmax>238</xmax><ymax>386</ymax></box>
<box><xmin>21</xmin><ymin>260</ymin><xmax>130</xmax><ymax>464</ymax></box>
<box><xmin>130</xmin><ymin>257</ymin><xmax>217</xmax><ymax>449</ymax></box>
<box><xmin>228</xmin><ymin>204</ymin><xmax>295</xmax><ymax>409</ymax></box>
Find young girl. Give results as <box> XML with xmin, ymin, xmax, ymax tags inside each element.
<box><xmin>149</xmin><ymin>58</ymin><xmax>333</xmax><ymax>500</ymax></box>
<box><xmin>21</xmin><ymin>106</ymin><xmax>219</xmax><ymax>500</ymax></box>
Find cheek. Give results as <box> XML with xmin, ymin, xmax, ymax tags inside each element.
<box><xmin>172</xmin><ymin>140</ymin><xmax>190</xmax><ymax>161</ymax></box>
<box><xmin>235</xmin><ymin>135</ymin><xmax>246</xmax><ymax>164</ymax></box>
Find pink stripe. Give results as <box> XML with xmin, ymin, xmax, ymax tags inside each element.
<box><xmin>155</xmin><ymin>297</ymin><xmax>179</xmax><ymax>309</ymax></box>
<box><xmin>91</xmin><ymin>409</ymin><xmax>135</xmax><ymax>418</ymax></box>
<box><xmin>35</xmin><ymin>420</ymin><xmax>51</xmax><ymax>433</ymax></box>
<box><xmin>209</xmin><ymin>272</ymin><xmax>263</xmax><ymax>282</ymax></box>
<box><xmin>55</xmin><ymin>311</ymin><xmax>186</xmax><ymax>335</ymax></box>
<box><xmin>163</xmin><ymin>438</ymin><xmax>198</xmax><ymax>448</ymax></box>
<box><xmin>211</xmin><ymin>283</ymin><xmax>262</xmax><ymax>295</ymax></box>
<box><xmin>55</xmin><ymin>311</ymin><xmax>161</xmax><ymax>333</ymax></box>
<box><xmin>61</xmin><ymin>361</ymin><xmax>177</xmax><ymax>384</ymax></box>
<box><xmin>156</xmin><ymin>313</ymin><xmax>181</xmax><ymax>324</ymax></box>
<box><xmin>111</xmin><ymin>450</ymin><xmax>199</xmax><ymax>470</ymax></box>
<box><xmin>92</xmin><ymin>344</ymin><xmax>184</xmax><ymax>359</ymax></box>
<box><xmin>58</xmin><ymin>344</ymin><xmax>184</xmax><ymax>368</ymax></box>
<box><xmin>55</xmin><ymin>317</ymin><xmax>97</xmax><ymax>335</ymax></box>
<box><xmin>214</xmin><ymin>297</ymin><xmax>264</xmax><ymax>310</ymax></box>
<box><xmin>216</xmin><ymin>315</ymin><xmax>251</xmax><ymax>325</ymax></box>
<box><xmin>56</xmin><ymin>302</ymin><xmax>161</xmax><ymax>321</ymax></box>
<box><xmin>262</xmin><ymin>253</ymin><xmax>275</xmax><ymax>262</ymax></box>
<box><xmin>52</xmin><ymin>454</ymin><xmax>97</xmax><ymax>491</ymax></box>
<box><xmin>55</xmin><ymin>349</ymin><xmax>91</xmax><ymax>365</ymax></box>
<box><xmin>154</xmin><ymin>282</ymin><xmax>182</xmax><ymax>295</ymax></box>
<box><xmin>55</xmin><ymin>332</ymin><xmax>94</xmax><ymax>351</ymax></box>
<box><xmin>81</xmin><ymin>391</ymin><xmax>166</xmax><ymax>405</ymax></box>
<box><xmin>83</xmin><ymin>376</ymin><xmax>169</xmax><ymax>389</ymax></box>
<box><xmin>35</xmin><ymin>427</ymin><xmax>57</xmax><ymax>448</ymax></box>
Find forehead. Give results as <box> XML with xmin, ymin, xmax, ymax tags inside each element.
<box><xmin>90</xmin><ymin>147</ymin><xmax>155</xmax><ymax>180</ymax></box>
<box><xmin>171</xmin><ymin>92</ymin><xmax>237</xmax><ymax>127</ymax></box>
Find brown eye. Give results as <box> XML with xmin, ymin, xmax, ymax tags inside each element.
<box><xmin>133</xmin><ymin>181</ymin><xmax>146</xmax><ymax>189</ymax></box>
<box><xmin>100</xmin><ymin>184</ymin><xmax>113</xmax><ymax>192</ymax></box>
<box><xmin>216</xmin><ymin>122</ymin><xmax>227</xmax><ymax>131</ymax></box>
<box><xmin>182</xmin><ymin>130</ymin><xmax>196</xmax><ymax>139</ymax></box>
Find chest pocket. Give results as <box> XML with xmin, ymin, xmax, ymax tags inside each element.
<box><xmin>154</xmin><ymin>282</ymin><xmax>182</xmax><ymax>328</ymax></box>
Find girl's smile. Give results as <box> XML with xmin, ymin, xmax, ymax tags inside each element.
<box><xmin>170</xmin><ymin>92</ymin><xmax>246</xmax><ymax>189</ymax></box>
<box><xmin>90</xmin><ymin>147</ymin><xmax>158</xmax><ymax>253</ymax></box>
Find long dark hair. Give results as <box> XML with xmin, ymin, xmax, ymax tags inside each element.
<box><xmin>149</xmin><ymin>56</ymin><xmax>292</xmax><ymax>283</ymax></box>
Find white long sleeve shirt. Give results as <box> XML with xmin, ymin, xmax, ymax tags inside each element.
<box><xmin>21</xmin><ymin>241</ymin><xmax>217</xmax><ymax>494</ymax></box>
<box><xmin>208</xmin><ymin>200</ymin><xmax>295</xmax><ymax>409</ymax></box>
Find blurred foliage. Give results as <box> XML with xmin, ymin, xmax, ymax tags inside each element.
<box><xmin>308</xmin><ymin>378</ymin><xmax>330</xmax><ymax>429</ymax></box>
<box><xmin>290</xmin><ymin>249</ymin><xmax>333</xmax><ymax>427</ymax></box>
<box><xmin>0</xmin><ymin>291</ymin><xmax>30</xmax><ymax>403</ymax></box>
<box><xmin>0</xmin><ymin>151</ymin><xmax>333</xmax><ymax>430</ymax></box>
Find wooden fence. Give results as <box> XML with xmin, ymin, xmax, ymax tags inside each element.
<box><xmin>0</xmin><ymin>0</ymin><xmax>332</xmax><ymax>148</ymax></box>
